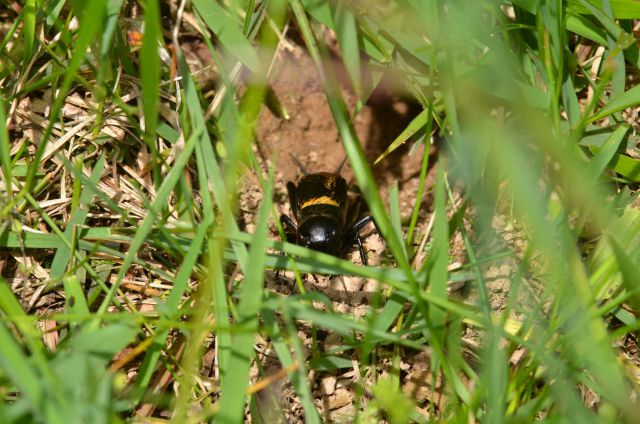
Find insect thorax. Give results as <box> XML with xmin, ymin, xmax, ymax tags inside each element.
<box><xmin>296</xmin><ymin>173</ymin><xmax>347</xmax><ymax>211</ymax></box>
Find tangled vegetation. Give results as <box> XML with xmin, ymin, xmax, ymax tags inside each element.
<box><xmin>1</xmin><ymin>0</ymin><xmax>640</xmax><ymax>422</ymax></box>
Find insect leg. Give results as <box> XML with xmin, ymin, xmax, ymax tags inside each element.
<box><xmin>286</xmin><ymin>181</ymin><xmax>299</xmax><ymax>218</ymax></box>
<box><xmin>345</xmin><ymin>215</ymin><xmax>374</xmax><ymax>266</ymax></box>
<box><xmin>277</xmin><ymin>214</ymin><xmax>297</xmax><ymax>282</ymax></box>
<box><xmin>350</xmin><ymin>215</ymin><xmax>373</xmax><ymax>234</ymax></box>
<box><xmin>354</xmin><ymin>234</ymin><xmax>368</xmax><ymax>266</ymax></box>
<box><xmin>280</xmin><ymin>214</ymin><xmax>297</xmax><ymax>243</ymax></box>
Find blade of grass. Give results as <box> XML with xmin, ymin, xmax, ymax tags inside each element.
<box><xmin>217</xmin><ymin>171</ymin><xmax>274</xmax><ymax>423</ymax></box>
<box><xmin>586</xmin><ymin>124</ymin><xmax>628</xmax><ymax>181</ymax></box>
<box><xmin>604</xmin><ymin>151</ymin><xmax>640</xmax><ymax>182</ymax></box>
<box><xmin>566</xmin><ymin>13</ymin><xmax>607</xmax><ymax>44</ymax></box>
<box><xmin>263</xmin><ymin>307</ymin><xmax>321</xmax><ymax>423</ymax></box>
<box><xmin>575</xmin><ymin>0</ymin><xmax>635</xmax><ymax>41</ymax></box>
<box><xmin>0</xmin><ymin>100</ymin><xmax>11</xmax><ymax>197</ymax></box>
<box><xmin>140</xmin><ymin>0</ymin><xmax>162</xmax><ymax>186</ymax></box>
<box><xmin>192</xmin><ymin>0</ymin><xmax>261</xmax><ymax>73</ymax></box>
<box><xmin>387</xmin><ymin>182</ymin><xmax>407</xmax><ymax>260</ymax></box>
<box><xmin>332</xmin><ymin>1</ymin><xmax>361</xmax><ymax>97</ymax></box>
<box><xmin>569</xmin><ymin>0</ymin><xmax>640</xmax><ymax>18</ymax></box>
<box><xmin>178</xmin><ymin>51</ymin><xmax>250</xmax><ymax>270</ymax></box>
<box><xmin>0</xmin><ymin>278</ymin><xmax>74</xmax><ymax>421</ymax></box>
<box><xmin>49</xmin><ymin>153</ymin><xmax>106</xmax><ymax>282</ymax></box>
<box><xmin>21</xmin><ymin>0</ymin><xmax>36</xmax><ymax>65</ymax></box>
<box><xmin>0</xmin><ymin>313</ymin><xmax>47</xmax><ymax>421</ymax></box>
<box><xmin>427</xmin><ymin>167</ymin><xmax>449</xmax><ymax>323</ymax></box>
<box><xmin>62</xmin><ymin>274</ymin><xmax>90</xmax><ymax>316</ymax></box>
<box><xmin>374</xmin><ymin>108</ymin><xmax>429</xmax><ymax>165</ymax></box>
<box><xmin>607</xmin><ymin>236</ymin><xmax>640</xmax><ymax>309</ymax></box>
<box><xmin>587</xmin><ymin>83</ymin><xmax>640</xmax><ymax>123</ymax></box>
<box><xmin>406</xmin><ymin>137</ymin><xmax>432</xmax><ymax>249</ymax></box>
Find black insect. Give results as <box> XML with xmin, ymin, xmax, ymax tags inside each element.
<box><xmin>280</xmin><ymin>157</ymin><xmax>373</xmax><ymax>265</ymax></box>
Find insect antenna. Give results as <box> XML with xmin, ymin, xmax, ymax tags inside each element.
<box><xmin>335</xmin><ymin>156</ymin><xmax>348</xmax><ymax>174</ymax></box>
<box><xmin>289</xmin><ymin>154</ymin><xmax>309</xmax><ymax>176</ymax></box>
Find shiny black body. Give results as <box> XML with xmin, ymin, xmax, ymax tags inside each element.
<box><xmin>280</xmin><ymin>170</ymin><xmax>373</xmax><ymax>265</ymax></box>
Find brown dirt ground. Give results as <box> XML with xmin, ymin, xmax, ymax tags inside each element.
<box><xmin>247</xmin><ymin>38</ymin><xmax>436</xmax><ymax>256</ymax></box>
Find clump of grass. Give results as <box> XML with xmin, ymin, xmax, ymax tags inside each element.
<box><xmin>1</xmin><ymin>1</ymin><xmax>640</xmax><ymax>422</ymax></box>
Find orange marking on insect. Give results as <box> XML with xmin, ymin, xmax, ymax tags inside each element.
<box><xmin>127</xmin><ymin>31</ymin><xmax>144</xmax><ymax>47</ymax></box>
<box><xmin>300</xmin><ymin>196</ymin><xmax>340</xmax><ymax>209</ymax></box>
<box><xmin>324</xmin><ymin>176</ymin><xmax>336</xmax><ymax>190</ymax></box>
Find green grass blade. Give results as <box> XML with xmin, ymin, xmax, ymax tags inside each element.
<box><xmin>0</xmin><ymin>312</ymin><xmax>46</xmax><ymax>421</ymax></box>
<box><xmin>178</xmin><ymin>53</ymin><xmax>250</xmax><ymax>270</ymax></box>
<box><xmin>588</xmin><ymin>84</ymin><xmax>640</xmax><ymax>123</ymax></box>
<box><xmin>428</xmin><ymin>167</ymin><xmax>449</xmax><ymax>324</ymax></box>
<box><xmin>569</xmin><ymin>0</ymin><xmax>640</xmax><ymax>18</ymax></box>
<box><xmin>586</xmin><ymin>124</ymin><xmax>629</xmax><ymax>181</ymax></box>
<box><xmin>192</xmin><ymin>0</ymin><xmax>261</xmax><ymax>73</ymax></box>
<box><xmin>387</xmin><ymin>182</ymin><xmax>407</xmax><ymax>260</ymax></box>
<box><xmin>62</xmin><ymin>274</ymin><xmax>90</xmax><ymax>316</ymax></box>
<box><xmin>566</xmin><ymin>13</ymin><xmax>607</xmax><ymax>44</ymax></box>
<box><xmin>374</xmin><ymin>108</ymin><xmax>429</xmax><ymax>165</ymax></box>
<box><xmin>607</xmin><ymin>235</ymin><xmax>640</xmax><ymax>309</ymax></box>
<box><xmin>140</xmin><ymin>0</ymin><xmax>162</xmax><ymax>184</ymax></box>
<box><xmin>604</xmin><ymin>151</ymin><xmax>640</xmax><ymax>182</ymax></box>
<box><xmin>217</xmin><ymin>172</ymin><xmax>274</xmax><ymax>423</ymax></box>
<box><xmin>0</xmin><ymin>279</ymin><xmax>74</xmax><ymax>422</ymax></box>
<box><xmin>333</xmin><ymin>2</ymin><xmax>361</xmax><ymax>97</ymax></box>
<box><xmin>263</xmin><ymin>308</ymin><xmax>321</xmax><ymax>422</ymax></box>
<box><xmin>21</xmin><ymin>0</ymin><xmax>37</xmax><ymax>64</ymax></box>
<box><xmin>406</xmin><ymin>135</ymin><xmax>431</xmax><ymax>249</ymax></box>
<box><xmin>50</xmin><ymin>153</ymin><xmax>106</xmax><ymax>281</ymax></box>
<box><xmin>0</xmin><ymin>100</ymin><xmax>11</xmax><ymax>194</ymax></box>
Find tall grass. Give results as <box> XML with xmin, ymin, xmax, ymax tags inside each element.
<box><xmin>1</xmin><ymin>0</ymin><xmax>639</xmax><ymax>422</ymax></box>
